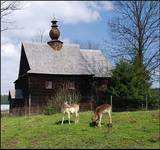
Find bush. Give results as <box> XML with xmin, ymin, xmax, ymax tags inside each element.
<box><xmin>44</xmin><ymin>106</ymin><xmax>59</xmax><ymax>115</ymax></box>
<box><xmin>44</xmin><ymin>86</ymin><xmax>81</xmax><ymax>115</ymax></box>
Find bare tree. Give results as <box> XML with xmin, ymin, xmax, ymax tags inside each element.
<box><xmin>107</xmin><ymin>1</ymin><xmax>159</xmax><ymax>73</ymax></box>
<box><xmin>1</xmin><ymin>1</ymin><xmax>23</xmax><ymax>32</ymax></box>
<box><xmin>73</xmin><ymin>40</ymin><xmax>100</xmax><ymax>49</ymax></box>
<box><xmin>31</xmin><ymin>28</ymin><xmax>49</xmax><ymax>43</ymax></box>
<box><xmin>74</xmin><ymin>40</ymin><xmax>112</xmax><ymax>77</ymax></box>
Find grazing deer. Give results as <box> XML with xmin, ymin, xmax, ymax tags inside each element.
<box><xmin>92</xmin><ymin>104</ymin><xmax>112</xmax><ymax>127</ymax></box>
<box><xmin>61</xmin><ymin>101</ymin><xmax>79</xmax><ymax>124</ymax></box>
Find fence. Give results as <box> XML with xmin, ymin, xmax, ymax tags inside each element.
<box><xmin>8</xmin><ymin>106</ymin><xmax>45</xmax><ymax>116</ymax></box>
<box><xmin>3</xmin><ymin>95</ymin><xmax>159</xmax><ymax>116</ymax></box>
<box><xmin>94</xmin><ymin>95</ymin><xmax>159</xmax><ymax>112</ymax></box>
<box><xmin>1</xmin><ymin>110</ymin><xmax>9</xmax><ymax>117</ymax></box>
<box><xmin>4</xmin><ymin>102</ymin><xmax>95</xmax><ymax>116</ymax></box>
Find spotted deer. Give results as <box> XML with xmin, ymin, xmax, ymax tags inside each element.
<box><xmin>92</xmin><ymin>104</ymin><xmax>112</xmax><ymax>127</ymax></box>
<box><xmin>61</xmin><ymin>101</ymin><xmax>79</xmax><ymax>124</ymax></box>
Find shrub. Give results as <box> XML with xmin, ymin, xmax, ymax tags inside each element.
<box><xmin>44</xmin><ymin>106</ymin><xmax>59</xmax><ymax>115</ymax></box>
<box><xmin>44</xmin><ymin>86</ymin><xmax>81</xmax><ymax>115</ymax></box>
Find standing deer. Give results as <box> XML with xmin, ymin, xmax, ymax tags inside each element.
<box><xmin>61</xmin><ymin>101</ymin><xmax>79</xmax><ymax>124</ymax></box>
<box><xmin>92</xmin><ymin>104</ymin><xmax>112</xmax><ymax>127</ymax></box>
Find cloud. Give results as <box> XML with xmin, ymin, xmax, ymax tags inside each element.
<box><xmin>11</xmin><ymin>1</ymin><xmax>101</xmax><ymax>26</ymax></box>
<box><xmin>1</xmin><ymin>43</ymin><xmax>20</xmax><ymax>94</ymax></box>
<box><xmin>1</xmin><ymin>59</ymin><xmax>19</xmax><ymax>94</ymax></box>
<box><xmin>1</xmin><ymin>43</ymin><xmax>19</xmax><ymax>58</ymax></box>
<box><xmin>99</xmin><ymin>1</ymin><xmax>114</xmax><ymax>11</ymax></box>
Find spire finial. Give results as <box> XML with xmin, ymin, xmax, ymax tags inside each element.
<box><xmin>47</xmin><ymin>18</ymin><xmax>63</xmax><ymax>50</ymax></box>
<box><xmin>53</xmin><ymin>16</ymin><xmax>56</xmax><ymax>21</ymax></box>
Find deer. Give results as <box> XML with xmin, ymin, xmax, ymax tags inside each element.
<box><xmin>91</xmin><ymin>104</ymin><xmax>112</xmax><ymax>127</ymax></box>
<box><xmin>61</xmin><ymin>101</ymin><xmax>79</xmax><ymax>125</ymax></box>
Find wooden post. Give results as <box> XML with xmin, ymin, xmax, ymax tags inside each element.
<box><xmin>29</xmin><ymin>94</ymin><xmax>31</xmax><ymax>116</ymax></box>
<box><xmin>146</xmin><ymin>96</ymin><xmax>148</xmax><ymax>111</ymax></box>
<box><xmin>28</xmin><ymin>76</ymin><xmax>31</xmax><ymax>116</ymax></box>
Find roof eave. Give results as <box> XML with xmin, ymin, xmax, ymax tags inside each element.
<box><xmin>14</xmin><ymin>73</ymin><xmax>28</xmax><ymax>83</ymax></box>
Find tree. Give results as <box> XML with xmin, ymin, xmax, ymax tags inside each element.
<box><xmin>108</xmin><ymin>1</ymin><xmax>159</xmax><ymax>74</ymax></box>
<box><xmin>109</xmin><ymin>60</ymin><xmax>151</xmax><ymax>100</ymax></box>
<box><xmin>31</xmin><ymin>28</ymin><xmax>49</xmax><ymax>43</ymax></box>
<box><xmin>73</xmin><ymin>40</ymin><xmax>100</xmax><ymax>49</ymax></box>
<box><xmin>1</xmin><ymin>94</ymin><xmax>9</xmax><ymax>104</ymax></box>
<box><xmin>1</xmin><ymin>1</ymin><xmax>23</xmax><ymax>31</ymax></box>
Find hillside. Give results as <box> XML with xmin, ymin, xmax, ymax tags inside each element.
<box><xmin>1</xmin><ymin>110</ymin><xmax>160</xmax><ymax>149</ymax></box>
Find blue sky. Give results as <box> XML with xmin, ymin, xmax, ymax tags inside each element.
<box><xmin>60</xmin><ymin>9</ymin><xmax>113</xmax><ymax>43</ymax></box>
<box><xmin>1</xmin><ymin>1</ymin><xmax>159</xmax><ymax>94</ymax></box>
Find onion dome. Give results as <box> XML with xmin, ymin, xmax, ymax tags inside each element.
<box><xmin>47</xmin><ymin>18</ymin><xmax>63</xmax><ymax>50</ymax></box>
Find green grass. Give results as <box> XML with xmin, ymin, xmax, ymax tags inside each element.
<box><xmin>1</xmin><ymin>110</ymin><xmax>160</xmax><ymax>149</ymax></box>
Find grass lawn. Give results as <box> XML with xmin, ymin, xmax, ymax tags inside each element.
<box><xmin>1</xmin><ymin>110</ymin><xmax>160</xmax><ymax>149</ymax></box>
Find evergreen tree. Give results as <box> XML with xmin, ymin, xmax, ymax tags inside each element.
<box><xmin>109</xmin><ymin>60</ymin><xmax>151</xmax><ymax>101</ymax></box>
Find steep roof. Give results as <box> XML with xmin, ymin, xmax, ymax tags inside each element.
<box><xmin>20</xmin><ymin>42</ymin><xmax>112</xmax><ymax>77</ymax></box>
<box><xmin>80</xmin><ymin>49</ymin><xmax>112</xmax><ymax>77</ymax></box>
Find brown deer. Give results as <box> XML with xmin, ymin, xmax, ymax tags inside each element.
<box><xmin>61</xmin><ymin>101</ymin><xmax>79</xmax><ymax>124</ymax></box>
<box><xmin>92</xmin><ymin>104</ymin><xmax>112</xmax><ymax>127</ymax></box>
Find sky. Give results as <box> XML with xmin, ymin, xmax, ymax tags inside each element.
<box><xmin>1</xmin><ymin>1</ymin><xmax>159</xmax><ymax>94</ymax></box>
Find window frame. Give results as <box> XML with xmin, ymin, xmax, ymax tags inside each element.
<box><xmin>45</xmin><ymin>80</ymin><xmax>53</xmax><ymax>89</ymax></box>
<box><xmin>67</xmin><ymin>81</ymin><xmax>75</xmax><ymax>90</ymax></box>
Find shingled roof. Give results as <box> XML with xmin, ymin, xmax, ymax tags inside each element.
<box><xmin>21</xmin><ymin>42</ymin><xmax>112</xmax><ymax>77</ymax></box>
<box><xmin>80</xmin><ymin>49</ymin><xmax>112</xmax><ymax>77</ymax></box>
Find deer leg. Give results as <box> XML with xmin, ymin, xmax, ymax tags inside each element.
<box><xmin>75</xmin><ymin>112</ymin><xmax>77</xmax><ymax>124</ymax></box>
<box><xmin>68</xmin><ymin>112</ymin><xmax>71</xmax><ymax>124</ymax></box>
<box><xmin>75</xmin><ymin>112</ymin><xmax>79</xmax><ymax>124</ymax></box>
<box><xmin>61</xmin><ymin>112</ymin><xmax>65</xmax><ymax>124</ymax></box>
<box><xmin>98</xmin><ymin>114</ymin><xmax>102</xmax><ymax>127</ymax></box>
<box><xmin>108</xmin><ymin>111</ymin><xmax>112</xmax><ymax>127</ymax></box>
<box><xmin>77</xmin><ymin>112</ymin><xmax>79</xmax><ymax>123</ymax></box>
<box><xmin>61</xmin><ymin>113</ymin><xmax>65</xmax><ymax>124</ymax></box>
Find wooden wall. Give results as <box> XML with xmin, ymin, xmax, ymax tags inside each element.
<box><xmin>11</xmin><ymin>75</ymin><xmax>29</xmax><ymax>109</ymax></box>
<box><xmin>28</xmin><ymin>73</ymin><xmax>93</xmax><ymax>107</ymax></box>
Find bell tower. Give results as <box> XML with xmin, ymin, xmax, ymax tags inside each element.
<box><xmin>47</xmin><ymin>18</ymin><xmax>63</xmax><ymax>50</ymax></box>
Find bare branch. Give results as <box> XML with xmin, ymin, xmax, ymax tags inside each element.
<box><xmin>1</xmin><ymin>1</ymin><xmax>24</xmax><ymax>32</ymax></box>
<box><xmin>107</xmin><ymin>1</ymin><xmax>159</xmax><ymax>71</ymax></box>
<box><xmin>31</xmin><ymin>28</ymin><xmax>49</xmax><ymax>43</ymax></box>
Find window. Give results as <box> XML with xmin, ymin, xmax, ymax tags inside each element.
<box><xmin>67</xmin><ymin>81</ymin><xmax>75</xmax><ymax>90</ymax></box>
<box><xmin>45</xmin><ymin>81</ymin><xmax>52</xmax><ymax>89</ymax></box>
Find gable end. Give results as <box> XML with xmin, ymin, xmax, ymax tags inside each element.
<box><xmin>18</xmin><ymin>44</ymin><xmax>30</xmax><ymax>77</ymax></box>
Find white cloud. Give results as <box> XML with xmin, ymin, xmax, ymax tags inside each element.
<box><xmin>13</xmin><ymin>1</ymin><xmax>101</xmax><ymax>25</ymax></box>
<box><xmin>1</xmin><ymin>43</ymin><xmax>19</xmax><ymax>58</ymax></box>
<box><xmin>99</xmin><ymin>1</ymin><xmax>114</xmax><ymax>11</ymax></box>
<box><xmin>1</xmin><ymin>59</ymin><xmax>19</xmax><ymax>94</ymax></box>
<box><xmin>1</xmin><ymin>43</ymin><xmax>20</xmax><ymax>94</ymax></box>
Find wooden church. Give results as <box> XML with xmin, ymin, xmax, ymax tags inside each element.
<box><xmin>8</xmin><ymin>19</ymin><xmax>112</xmax><ymax>115</ymax></box>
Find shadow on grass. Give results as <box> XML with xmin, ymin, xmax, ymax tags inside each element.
<box><xmin>89</xmin><ymin>122</ymin><xmax>113</xmax><ymax>128</ymax></box>
<box><xmin>55</xmin><ymin>120</ymin><xmax>74</xmax><ymax>125</ymax></box>
<box><xmin>89</xmin><ymin>122</ymin><xmax>97</xmax><ymax>128</ymax></box>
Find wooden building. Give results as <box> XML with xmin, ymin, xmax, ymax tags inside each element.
<box><xmin>8</xmin><ymin>19</ymin><xmax>112</xmax><ymax>115</ymax></box>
